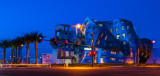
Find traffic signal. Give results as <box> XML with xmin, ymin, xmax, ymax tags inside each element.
<box><xmin>53</xmin><ymin>39</ymin><xmax>57</xmax><ymax>45</ymax></box>
<box><xmin>65</xmin><ymin>40</ymin><xmax>68</xmax><ymax>46</ymax></box>
<box><xmin>89</xmin><ymin>51</ymin><xmax>92</xmax><ymax>56</ymax></box>
<box><xmin>93</xmin><ymin>51</ymin><xmax>96</xmax><ymax>57</ymax></box>
<box><xmin>75</xmin><ymin>42</ymin><xmax>78</xmax><ymax>47</ymax></box>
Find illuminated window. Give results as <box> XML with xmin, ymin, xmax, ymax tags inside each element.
<box><xmin>95</xmin><ymin>48</ymin><xmax>99</xmax><ymax>51</ymax></box>
<box><xmin>99</xmin><ymin>24</ymin><xmax>103</xmax><ymax>26</ymax></box>
<box><xmin>119</xmin><ymin>59</ymin><xmax>124</xmax><ymax>62</ymax></box>
<box><xmin>57</xmin><ymin>32</ymin><xmax>60</xmax><ymax>36</ymax></box>
<box><xmin>116</xmin><ymin>34</ymin><xmax>120</xmax><ymax>39</ymax></box>
<box><xmin>66</xmin><ymin>51</ymin><xmax>69</xmax><ymax>57</ymax></box>
<box><xmin>115</xmin><ymin>27</ymin><xmax>119</xmax><ymax>32</ymax></box>
<box><xmin>85</xmin><ymin>20</ymin><xmax>89</xmax><ymax>25</ymax></box>
<box><xmin>101</xmin><ymin>33</ymin><xmax>104</xmax><ymax>37</ymax></box>
<box><xmin>60</xmin><ymin>51</ymin><xmax>63</xmax><ymax>57</ymax></box>
<box><xmin>123</xmin><ymin>40</ymin><xmax>126</xmax><ymax>45</ymax></box>
<box><xmin>127</xmin><ymin>25</ymin><xmax>130</xmax><ymax>30</ymax></box>
<box><xmin>110</xmin><ymin>58</ymin><xmax>116</xmax><ymax>61</ymax></box>
<box><xmin>105</xmin><ymin>35</ymin><xmax>107</xmax><ymax>40</ymax></box>
<box><xmin>111</xmin><ymin>51</ymin><xmax>116</xmax><ymax>55</ymax></box>
<box><xmin>97</xmin><ymin>40</ymin><xmax>100</xmax><ymax>44</ymax></box>
<box><xmin>102</xmin><ymin>50</ymin><xmax>107</xmax><ymax>52</ymax></box>
<box><xmin>122</xmin><ymin>33</ymin><xmax>125</xmax><ymax>38</ymax></box>
<box><xmin>121</xmin><ymin>25</ymin><xmax>125</xmax><ymax>30</ymax></box>
<box><xmin>71</xmin><ymin>51</ymin><xmax>74</xmax><ymax>56</ymax></box>
<box><xmin>110</xmin><ymin>28</ymin><xmax>113</xmax><ymax>32</ymax></box>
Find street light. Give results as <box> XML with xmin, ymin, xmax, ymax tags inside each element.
<box><xmin>76</xmin><ymin>24</ymin><xmax>81</xmax><ymax>28</ymax></box>
<box><xmin>90</xmin><ymin>33</ymin><xmax>94</xmax><ymax>67</ymax></box>
<box><xmin>152</xmin><ymin>40</ymin><xmax>155</xmax><ymax>44</ymax></box>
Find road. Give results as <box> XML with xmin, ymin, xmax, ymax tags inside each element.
<box><xmin>0</xmin><ymin>66</ymin><xmax>160</xmax><ymax>76</ymax></box>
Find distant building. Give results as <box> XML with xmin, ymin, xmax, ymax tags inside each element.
<box><xmin>50</xmin><ymin>17</ymin><xmax>153</xmax><ymax>64</ymax></box>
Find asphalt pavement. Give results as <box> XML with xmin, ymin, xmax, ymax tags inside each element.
<box><xmin>0</xmin><ymin>66</ymin><xmax>159</xmax><ymax>76</ymax></box>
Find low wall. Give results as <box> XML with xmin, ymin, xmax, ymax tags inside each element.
<box><xmin>0</xmin><ymin>64</ymin><xmax>49</xmax><ymax>68</ymax></box>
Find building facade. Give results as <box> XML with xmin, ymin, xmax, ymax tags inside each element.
<box><xmin>50</xmin><ymin>17</ymin><xmax>153</xmax><ymax>64</ymax></box>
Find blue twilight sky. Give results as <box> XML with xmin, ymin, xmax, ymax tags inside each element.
<box><xmin>0</xmin><ymin>0</ymin><xmax>160</xmax><ymax>60</ymax></box>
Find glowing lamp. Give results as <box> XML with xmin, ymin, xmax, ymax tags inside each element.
<box><xmin>152</xmin><ymin>40</ymin><xmax>155</xmax><ymax>44</ymax></box>
<box><xmin>76</xmin><ymin>24</ymin><xmax>81</xmax><ymax>28</ymax></box>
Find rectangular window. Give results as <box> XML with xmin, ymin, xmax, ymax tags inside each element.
<box><xmin>66</xmin><ymin>51</ymin><xmax>69</xmax><ymax>57</ymax></box>
<box><xmin>98</xmin><ymin>24</ymin><xmax>103</xmax><ymax>26</ymax></box>
<box><xmin>56</xmin><ymin>32</ymin><xmax>60</xmax><ymax>36</ymax></box>
<box><xmin>116</xmin><ymin>27</ymin><xmax>119</xmax><ymax>32</ymax></box>
<box><xmin>71</xmin><ymin>51</ymin><xmax>74</xmax><ymax>56</ymax></box>
<box><xmin>127</xmin><ymin>25</ymin><xmax>130</xmax><ymax>30</ymax></box>
<box><xmin>101</xmin><ymin>55</ymin><xmax>106</xmax><ymax>58</ymax></box>
<box><xmin>65</xmin><ymin>26</ymin><xmax>68</xmax><ymax>31</ymax></box>
<box><xmin>95</xmin><ymin>48</ymin><xmax>99</xmax><ymax>51</ymax></box>
<box><xmin>102</xmin><ymin>50</ymin><xmax>107</xmax><ymax>52</ymax></box>
<box><xmin>119</xmin><ymin>59</ymin><xmax>124</xmax><ymax>62</ymax></box>
<box><xmin>116</xmin><ymin>34</ymin><xmax>120</xmax><ymax>39</ymax></box>
<box><xmin>105</xmin><ymin>35</ymin><xmax>107</xmax><ymax>40</ymax></box>
<box><xmin>110</xmin><ymin>28</ymin><xmax>113</xmax><ymax>33</ymax></box>
<box><xmin>121</xmin><ymin>25</ymin><xmax>125</xmax><ymax>30</ymax></box>
<box><xmin>129</xmin><ymin>39</ymin><xmax>132</xmax><ymax>44</ymax></box>
<box><xmin>69</xmin><ymin>27</ymin><xmax>72</xmax><ymax>31</ymax></box>
<box><xmin>61</xmin><ymin>26</ymin><xmax>64</xmax><ymax>30</ymax></box>
<box><xmin>123</xmin><ymin>40</ymin><xmax>126</xmax><ymax>45</ymax></box>
<box><xmin>111</xmin><ymin>51</ymin><xmax>116</xmax><ymax>55</ymax></box>
<box><xmin>122</xmin><ymin>33</ymin><xmax>125</xmax><ymax>38</ymax></box>
<box><xmin>110</xmin><ymin>58</ymin><xmax>116</xmax><ymax>61</ymax></box>
<box><xmin>93</xmin><ymin>27</ymin><xmax>98</xmax><ymax>30</ymax></box>
<box><xmin>85</xmin><ymin>21</ymin><xmax>89</xmax><ymax>25</ymax></box>
<box><xmin>128</xmin><ymin>32</ymin><xmax>131</xmax><ymax>37</ymax></box>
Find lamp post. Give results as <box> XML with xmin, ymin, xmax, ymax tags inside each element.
<box><xmin>75</xmin><ymin>24</ymin><xmax>81</xmax><ymax>35</ymax></box>
<box><xmin>90</xmin><ymin>33</ymin><xmax>94</xmax><ymax>67</ymax></box>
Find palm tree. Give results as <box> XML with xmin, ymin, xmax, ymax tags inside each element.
<box><xmin>30</xmin><ymin>31</ymin><xmax>43</xmax><ymax>64</ymax></box>
<box><xmin>9</xmin><ymin>39</ymin><xmax>16</xmax><ymax>64</ymax></box>
<box><xmin>0</xmin><ymin>40</ymin><xmax>10</xmax><ymax>64</ymax></box>
<box><xmin>23</xmin><ymin>33</ymin><xmax>32</xmax><ymax>64</ymax></box>
<box><xmin>15</xmin><ymin>36</ymin><xmax>25</xmax><ymax>64</ymax></box>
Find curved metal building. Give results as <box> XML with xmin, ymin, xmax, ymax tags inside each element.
<box><xmin>51</xmin><ymin>17</ymin><xmax>153</xmax><ymax>64</ymax></box>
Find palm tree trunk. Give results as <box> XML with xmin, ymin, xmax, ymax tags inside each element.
<box><xmin>18</xmin><ymin>46</ymin><xmax>21</xmax><ymax>64</ymax></box>
<box><xmin>34</xmin><ymin>40</ymin><xmax>38</xmax><ymax>64</ymax></box>
<box><xmin>3</xmin><ymin>49</ymin><xmax>6</xmax><ymax>64</ymax></box>
<box><xmin>26</xmin><ymin>43</ymin><xmax>29</xmax><ymax>64</ymax></box>
<box><xmin>16</xmin><ymin>46</ymin><xmax>17</xmax><ymax>63</ymax></box>
<box><xmin>11</xmin><ymin>48</ymin><xmax>14</xmax><ymax>64</ymax></box>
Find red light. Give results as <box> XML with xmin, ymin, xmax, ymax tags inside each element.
<box><xmin>76</xmin><ymin>42</ymin><xmax>78</xmax><ymax>45</ymax></box>
<box><xmin>54</xmin><ymin>39</ymin><xmax>56</xmax><ymax>42</ymax></box>
<box><xmin>152</xmin><ymin>40</ymin><xmax>155</xmax><ymax>43</ymax></box>
<box><xmin>94</xmin><ymin>51</ymin><xmax>96</xmax><ymax>54</ymax></box>
<box><xmin>65</xmin><ymin>40</ymin><xmax>68</xmax><ymax>43</ymax></box>
<box><xmin>47</xmin><ymin>55</ymin><xmax>49</xmax><ymax>58</ymax></box>
<box><xmin>89</xmin><ymin>52</ymin><xmax>92</xmax><ymax>55</ymax></box>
